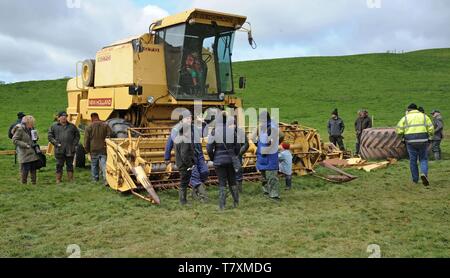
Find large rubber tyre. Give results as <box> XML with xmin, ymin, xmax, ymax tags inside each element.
<box><xmin>107</xmin><ymin>118</ymin><xmax>133</xmax><ymax>138</ymax></box>
<box><xmin>360</xmin><ymin>128</ymin><xmax>407</xmax><ymax>160</ymax></box>
<box><xmin>75</xmin><ymin>143</ymin><xmax>86</xmax><ymax>168</ymax></box>
<box><xmin>82</xmin><ymin>59</ymin><xmax>95</xmax><ymax>87</ymax></box>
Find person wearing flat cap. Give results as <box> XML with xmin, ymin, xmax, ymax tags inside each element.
<box><xmin>430</xmin><ymin>110</ymin><xmax>444</xmax><ymax>161</ymax></box>
<box><xmin>48</xmin><ymin>111</ymin><xmax>80</xmax><ymax>183</ymax></box>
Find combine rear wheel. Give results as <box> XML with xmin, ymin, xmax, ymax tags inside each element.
<box><xmin>107</xmin><ymin>118</ymin><xmax>133</xmax><ymax>138</ymax></box>
<box><xmin>360</xmin><ymin>128</ymin><xmax>407</xmax><ymax>160</ymax></box>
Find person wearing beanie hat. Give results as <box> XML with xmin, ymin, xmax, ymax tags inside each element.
<box><xmin>48</xmin><ymin>111</ymin><xmax>80</xmax><ymax>183</ymax></box>
<box><xmin>8</xmin><ymin>112</ymin><xmax>28</xmax><ymax>167</ymax></box>
<box><xmin>407</xmin><ymin>103</ymin><xmax>418</xmax><ymax>111</ymax></box>
<box><xmin>164</xmin><ymin>109</ymin><xmax>209</xmax><ymax>204</ymax></box>
<box><xmin>430</xmin><ymin>110</ymin><xmax>444</xmax><ymax>161</ymax></box>
<box><xmin>207</xmin><ymin>112</ymin><xmax>241</xmax><ymax>210</ymax></box>
<box><xmin>328</xmin><ymin>108</ymin><xmax>346</xmax><ymax>151</ymax></box>
<box><xmin>397</xmin><ymin>104</ymin><xmax>434</xmax><ymax>186</ymax></box>
<box><xmin>17</xmin><ymin>112</ymin><xmax>26</xmax><ymax>119</ymax></box>
<box><xmin>278</xmin><ymin>143</ymin><xmax>293</xmax><ymax>190</ymax></box>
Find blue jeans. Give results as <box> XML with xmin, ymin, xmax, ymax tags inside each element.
<box><xmin>190</xmin><ymin>156</ymin><xmax>209</xmax><ymax>188</ymax></box>
<box><xmin>91</xmin><ymin>154</ymin><xmax>107</xmax><ymax>182</ymax></box>
<box><xmin>406</xmin><ymin>143</ymin><xmax>428</xmax><ymax>183</ymax></box>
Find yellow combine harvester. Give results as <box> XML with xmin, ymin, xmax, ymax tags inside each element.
<box><xmin>65</xmin><ymin>9</ymin><xmax>342</xmax><ymax>204</ymax></box>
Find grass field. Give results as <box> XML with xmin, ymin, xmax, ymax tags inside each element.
<box><xmin>0</xmin><ymin>49</ymin><xmax>449</xmax><ymax>258</ymax></box>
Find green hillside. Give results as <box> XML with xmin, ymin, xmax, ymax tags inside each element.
<box><xmin>234</xmin><ymin>48</ymin><xmax>450</xmax><ymax>134</ymax></box>
<box><xmin>0</xmin><ymin>49</ymin><xmax>449</xmax><ymax>258</ymax></box>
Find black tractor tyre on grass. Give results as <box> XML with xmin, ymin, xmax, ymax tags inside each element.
<box><xmin>360</xmin><ymin>128</ymin><xmax>407</xmax><ymax>160</ymax></box>
<box><xmin>107</xmin><ymin>118</ymin><xmax>133</xmax><ymax>138</ymax></box>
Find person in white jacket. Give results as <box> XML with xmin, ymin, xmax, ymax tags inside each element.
<box><xmin>278</xmin><ymin>143</ymin><xmax>293</xmax><ymax>190</ymax></box>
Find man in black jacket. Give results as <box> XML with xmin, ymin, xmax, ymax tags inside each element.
<box><xmin>207</xmin><ymin>112</ymin><xmax>241</xmax><ymax>210</ymax></box>
<box><xmin>354</xmin><ymin>109</ymin><xmax>372</xmax><ymax>156</ymax></box>
<box><xmin>8</xmin><ymin>112</ymin><xmax>26</xmax><ymax>165</ymax></box>
<box><xmin>48</xmin><ymin>111</ymin><xmax>80</xmax><ymax>183</ymax></box>
<box><xmin>328</xmin><ymin>109</ymin><xmax>346</xmax><ymax>151</ymax></box>
<box><xmin>175</xmin><ymin>123</ymin><xmax>196</xmax><ymax>205</ymax></box>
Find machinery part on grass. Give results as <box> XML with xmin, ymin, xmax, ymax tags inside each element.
<box><xmin>81</xmin><ymin>59</ymin><xmax>95</xmax><ymax>87</ymax></box>
<box><xmin>75</xmin><ymin>143</ymin><xmax>86</xmax><ymax>168</ymax></box>
<box><xmin>318</xmin><ymin>160</ymin><xmax>358</xmax><ymax>183</ymax></box>
<box><xmin>360</xmin><ymin>128</ymin><xmax>407</xmax><ymax>160</ymax></box>
<box><xmin>313</xmin><ymin>174</ymin><xmax>355</xmax><ymax>184</ymax></box>
<box><xmin>107</xmin><ymin>118</ymin><xmax>133</xmax><ymax>138</ymax></box>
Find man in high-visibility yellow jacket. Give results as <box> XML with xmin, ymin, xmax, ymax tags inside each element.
<box><xmin>396</xmin><ymin>103</ymin><xmax>434</xmax><ymax>186</ymax></box>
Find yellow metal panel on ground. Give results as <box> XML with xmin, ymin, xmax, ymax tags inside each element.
<box><xmin>95</xmin><ymin>44</ymin><xmax>134</xmax><ymax>87</ymax></box>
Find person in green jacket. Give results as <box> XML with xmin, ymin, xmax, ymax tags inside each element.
<box><xmin>48</xmin><ymin>111</ymin><xmax>80</xmax><ymax>183</ymax></box>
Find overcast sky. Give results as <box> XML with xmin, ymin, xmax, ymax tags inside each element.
<box><xmin>0</xmin><ymin>0</ymin><xmax>449</xmax><ymax>83</ymax></box>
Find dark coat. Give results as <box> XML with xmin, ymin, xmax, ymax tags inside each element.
<box><xmin>175</xmin><ymin>135</ymin><xmax>195</xmax><ymax>171</ymax></box>
<box><xmin>84</xmin><ymin>121</ymin><xmax>112</xmax><ymax>155</ymax></box>
<box><xmin>8</xmin><ymin>119</ymin><xmax>21</xmax><ymax>139</ymax></box>
<box><xmin>48</xmin><ymin>122</ymin><xmax>80</xmax><ymax>156</ymax></box>
<box><xmin>432</xmin><ymin>115</ymin><xmax>444</xmax><ymax>140</ymax></box>
<box><xmin>238</xmin><ymin>127</ymin><xmax>249</xmax><ymax>157</ymax></box>
<box><xmin>328</xmin><ymin>117</ymin><xmax>345</xmax><ymax>137</ymax></box>
<box><xmin>355</xmin><ymin>116</ymin><xmax>372</xmax><ymax>136</ymax></box>
<box><xmin>165</xmin><ymin>122</ymin><xmax>204</xmax><ymax>163</ymax></box>
<box><xmin>12</xmin><ymin>124</ymin><xmax>40</xmax><ymax>164</ymax></box>
<box><xmin>206</xmin><ymin>124</ymin><xmax>240</xmax><ymax>167</ymax></box>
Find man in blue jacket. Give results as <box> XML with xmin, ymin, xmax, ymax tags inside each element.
<box><xmin>253</xmin><ymin>111</ymin><xmax>280</xmax><ymax>200</ymax></box>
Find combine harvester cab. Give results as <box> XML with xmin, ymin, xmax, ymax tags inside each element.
<box><xmin>65</xmin><ymin>9</ymin><xmax>344</xmax><ymax>204</ymax></box>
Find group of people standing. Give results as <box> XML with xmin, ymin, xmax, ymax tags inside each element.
<box><xmin>167</xmin><ymin>110</ymin><xmax>292</xmax><ymax>210</ymax></box>
<box><xmin>327</xmin><ymin>108</ymin><xmax>372</xmax><ymax>155</ymax></box>
<box><xmin>10</xmin><ymin>103</ymin><xmax>444</xmax><ymax>204</ymax></box>
<box><xmin>11</xmin><ymin>111</ymin><xmax>111</xmax><ymax>186</ymax></box>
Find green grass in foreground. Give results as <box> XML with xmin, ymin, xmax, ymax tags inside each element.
<box><xmin>0</xmin><ymin>48</ymin><xmax>449</xmax><ymax>257</ymax></box>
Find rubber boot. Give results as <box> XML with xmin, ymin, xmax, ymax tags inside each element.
<box><xmin>67</xmin><ymin>171</ymin><xmax>74</xmax><ymax>182</ymax></box>
<box><xmin>179</xmin><ymin>187</ymin><xmax>187</xmax><ymax>206</ymax></box>
<box><xmin>197</xmin><ymin>184</ymin><xmax>209</xmax><ymax>203</ymax></box>
<box><xmin>230</xmin><ymin>186</ymin><xmax>240</xmax><ymax>208</ymax></box>
<box><xmin>237</xmin><ymin>181</ymin><xmax>243</xmax><ymax>193</ymax></box>
<box><xmin>191</xmin><ymin>185</ymin><xmax>200</xmax><ymax>201</ymax></box>
<box><xmin>30</xmin><ymin>170</ymin><xmax>37</xmax><ymax>185</ymax></box>
<box><xmin>56</xmin><ymin>173</ymin><xmax>62</xmax><ymax>184</ymax></box>
<box><xmin>21</xmin><ymin>171</ymin><xmax>28</xmax><ymax>184</ymax></box>
<box><xmin>219</xmin><ymin>186</ymin><xmax>226</xmax><ymax>210</ymax></box>
<box><xmin>434</xmin><ymin>152</ymin><xmax>441</xmax><ymax>161</ymax></box>
<box><xmin>285</xmin><ymin>176</ymin><xmax>292</xmax><ymax>190</ymax></box>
